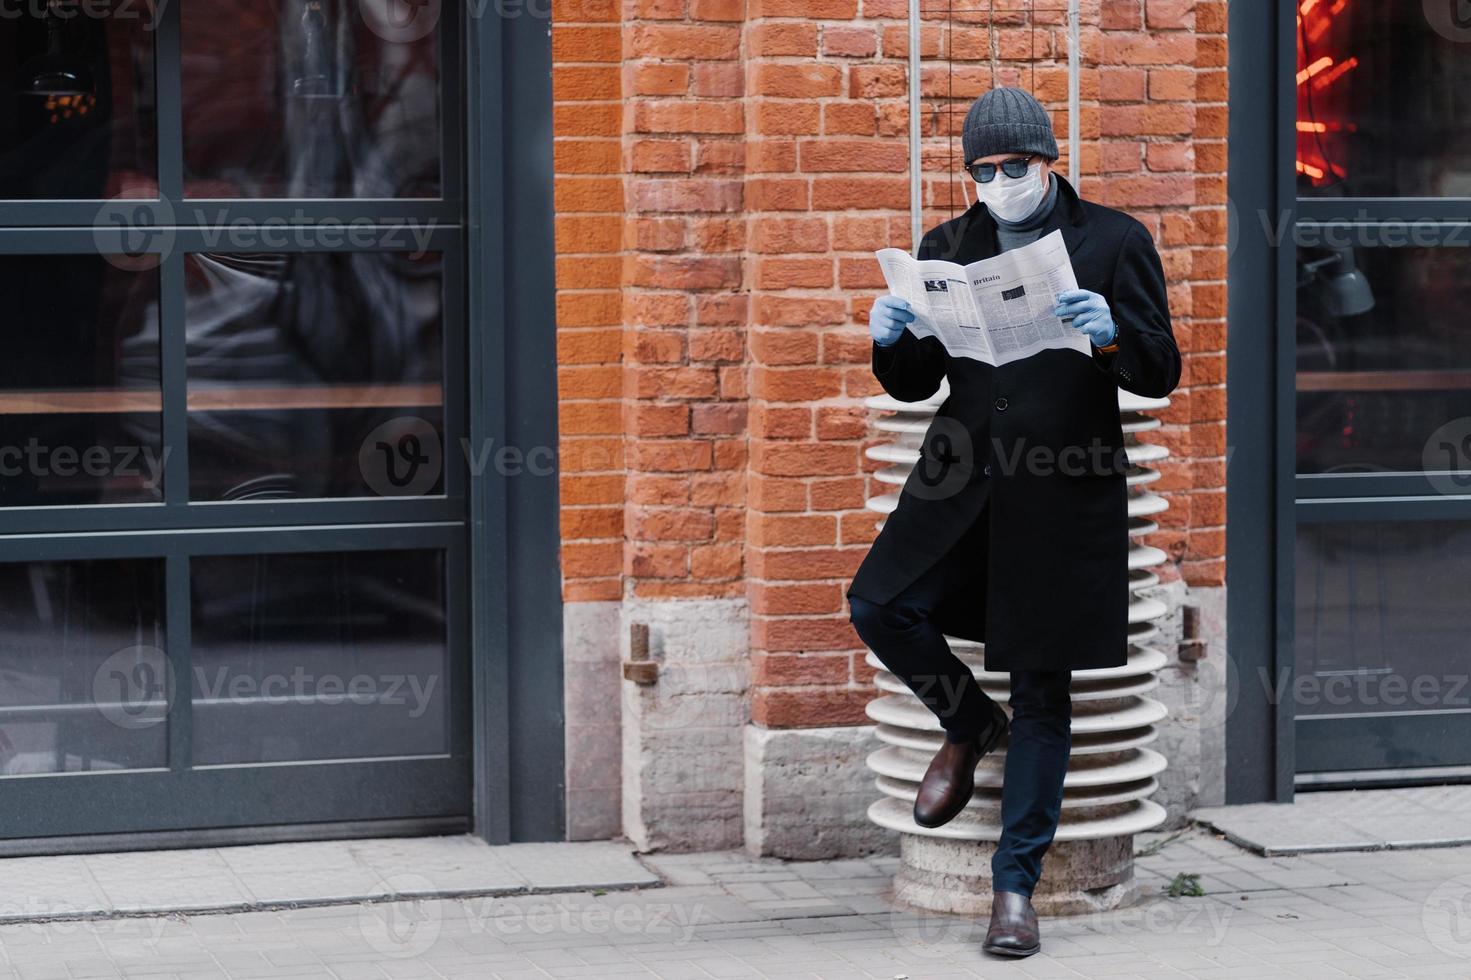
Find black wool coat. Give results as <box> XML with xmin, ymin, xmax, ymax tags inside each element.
<box><xmin>846</xmin><ymin>173</ymin><xmax>1182</xmax><ymax>672</ymax></box>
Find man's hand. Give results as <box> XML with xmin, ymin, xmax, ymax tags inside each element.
<box><xmin>869</xmin><ymin>295</ymin><xmax>914</xmax><ymax>348</ymax></box>
<box><xmin>1054</xmin><ymin>289</ymin><xmax>1118</xmax><ymax>348</ymax></box>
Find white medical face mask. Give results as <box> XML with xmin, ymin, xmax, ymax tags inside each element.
<box><xmin>971</xmin><ymin>161</ymin><xmax>1047</xmax><ymax>222</ymax></box>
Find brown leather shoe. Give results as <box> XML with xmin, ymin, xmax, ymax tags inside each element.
<box><xmin>983</xmin><ymin>889</ymin><xmax>1040</xmax><ymax>957</ymax></box>
<box><xmin>912</xmin><ymin>699</ymin><xmax>1008</xmax><ymax>829</ymax></box>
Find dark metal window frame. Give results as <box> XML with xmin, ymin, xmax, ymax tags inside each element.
<box><xmin>0</xmin><ymin>4</ymin><xmax>564</xmax><ymax>846</ymax></box>
<box><xmin>1228</xmin><ymin>1</ymin><xmax>1471</xmax><ymax>802</ymax></box>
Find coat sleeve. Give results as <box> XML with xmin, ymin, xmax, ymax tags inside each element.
<box><xmin>871</xmin><ymin>329</ymin><xmax>947</xmax><ymax>403</ymax></box>
<box><xmin>1091</xmin><ymin>222</ymin><xmax>1182</xmax><ymax>398</ymax></box>
<box><xmin>867</xmin><ymin>226</ymin><xmax>951</xmax><ymax>403</ymax></box>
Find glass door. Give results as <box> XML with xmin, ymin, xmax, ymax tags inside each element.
<box><xmin>0</xmin><ymin>0</ymin><xmax>470</xmax><ymax>841</ymax></box>
<box><xmin>1291</xmin><ymin>1</ymin><xmax>1471</xmax><ymax>785</ymax></box>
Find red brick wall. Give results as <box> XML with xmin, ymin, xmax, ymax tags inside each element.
<box><xmin>553</xmin><ymin>0</ymin><xmax>1227</xmax><ymax>724</ymax></box>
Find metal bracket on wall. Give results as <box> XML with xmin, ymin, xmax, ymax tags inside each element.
<box><xmin>1179</xmin><ymin>604</ymin><xmax>1207</xmax><ymax>662</ymax></box>
<box><xmin>623</xmin><ymin>621</ymin><xmax>659</xmax><ymax>685</ymax></box>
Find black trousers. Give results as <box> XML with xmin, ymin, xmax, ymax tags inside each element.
<box><xmin>849</xmin><ymin>508</ymin><xmax>1072</xmax><ymax>898</ymax></box>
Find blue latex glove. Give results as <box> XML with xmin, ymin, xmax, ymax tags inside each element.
<box><xmin>869</xmin><ymin>295</ymin><xmax>915</xmax><ymax>347</ymax></box>
<box><xmin>1054</xmin><ymin>289</ymin><xmax>1118</xmax><ymax>348</ymax></box>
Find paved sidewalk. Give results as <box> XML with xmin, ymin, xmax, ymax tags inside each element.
<box><xmin>3</xmin><ymin>826</ymin><xmax>1471</xmax><ymax>978</ymax></box>
<box><xmin>1192</xmin><ymin>785</ymin><xmax>1471</xmax><ymax>856</ymax></box>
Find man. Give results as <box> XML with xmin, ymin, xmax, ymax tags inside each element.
<box><xmin>846</xmin><ymin>87</ymin><xmax>1180</xmax><ymax>958</ymax></box>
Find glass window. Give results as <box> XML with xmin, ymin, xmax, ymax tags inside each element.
<box><xmin>0</xmin><ymin>255</ymin><xmax>162</xmax><ymax>505</ymax></box>
<box><xmin>1297</xmin><ymin>2</ymin><xmax>1471</xmax><ymax>197</ymax></box>
<box><xmin>1296</xmin><ymin>246</ymin><xmax>1471</xmax><ymax>475</ymax></box>
<box><xmin>189</xmin><ymin>549</ymin><xmax>449</xmax><ymax>765</ymax></box>
<box><xmin>183</xmin><ymin>250</ymin><xmax>445</xmax><ymax>500</ymax></box>
<box><xmin>0</xmin><ymin>4</ymin><xmax>157</xmax><ymax>199</ymax></box>
<box><xmin>181</xmin><ymin>1</ymin><xmax>441</xmax><ymax>198</ymax></box>
<box><xmin>0</xmin><ymin>559</ymin><xmax>167</xmax><ymax>775</ymax></box>
<box><xmin>1296</xmin><ymin>521</ymin><xmax>1471</xmax><ymax>718</ymax></box>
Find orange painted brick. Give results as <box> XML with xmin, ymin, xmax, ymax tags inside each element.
<box><xmin>692</xmin><ymin>63</ymin><xmax>744</xmax><ymax>98</ymax></box>
<box><xmin>848</xmin><ymin>65</ymin><xmax>906</xmax><ymax>99</ymax></box>
<box><xmin>822</xmin><ymin>103</ymin><xmax>878</xmax><ymax>136</ymax></box>
<box><xmin>751</xmin><ymin>513</ymin><xmax>839</xmax><ymax>548</ymax></box>
<box><xmin>749</xmin><ymin>0</ymin><xmax>857</xmax><ymax>17</ymax></box>
<box><xmin>690</xmin><ymin>215</ymin><xmax>746</xmax><ymax>252</ymax></box>
<box><xmin>626</xmin><ymin>254</ymin><xmax>743</xmax><ymax>290</ymax></box>
<box><xmin>630</xmin><ymin>0</ymin><xmax>685</xmax><ymax>17</ymax></box>
<box><xmin>554</xmin><ymin>0</ymin><xmax>619</xmax><ymax>22</ymax></box>
<box><xmin>747</xmin><ymin>141</ymin><xmax>798</xmax><ymax>173</ymax></box>
<box><xmin>625</xmin><ymin>292</ymin><xmax>692</xmax><ymax>326</ymax></box>
<box><xmin>696</xmin><ymin>294</ymin><xmax>750</xmax><ymax>326</ymax></box>
<box><xmin>755</xmin><ymin>102</ymin><xmax>821</xmax><ymax>136</ymax></box>
<box><xmin>561</xmin><ymin>541</ymin><xmax>622</xmax><ymax>579</ymax></box>
<box><xmin>800</xmin><ymin>140</ymin><xmax>906</xmax><ymax>173</ymax></box>
<box><xmin>751</xmin><ymin>651</ymin><xmax>850</xmax><ymax>687</ymax></box>
<box><xmin>624</xmin><ymin>216</ymin><xmax>687</xmax><ymax>252</ymax></box>
<box><xmin>812</xmin><ymin>176</ymin><xmax>909</xmax><ymax>211</ymax></box>
<box><xmin>755</xmin><ymin>64</ymin><xmax>843</xmax><ymax>99</ymax></box>
<box><xmin>557</xmin><ymin>327</ymin><xmax>622</xmax><ymax>365</ymax></box>
<box><xmin>557</xmin><ymin>254</ymin><xmax>620</xmax><ymax>289</ymax></box>
<box><xmin>629</xmin><ymin>366</ymin><xmax>720</xmax><ymax>400</ymax></box>
<box><xmin>692</xmin><ymin>403</ymin><xmax>749</xmax><ymax>435</ymax></box>
<box><xmin>552</xmin><ymin>26</ymin><xmax>620</xmax><ymax>63</ymax></box>
<box><xmin>752</xmin><ymin>688</ymin><xmax>870</xmax><ymax>729</ymax></box>
<box><xmin>555</xmin><ymin>176</ymin><xmax>624</xmax><ymax>212</ymax></box>
<box><xmin>749</xmin><ymin>22</ymin><xmax>819</xmax><ymax>57</ymax></box>
<box><xmin>750</xmin><ymin>583</ymin><xmax>844</xmax><ymax>617</ymax></box>
<box><xmin>750</xmin><ymin>216</ymin><xmax>829</xmax><ymax>253</ymax></box>
<box><xmin>557</xmin><ymin>139</ymin><xmax>621</xmax><ymax>174</ymax></box>
<box><xmin>556</xmin><ymin>291</ymin><xmax>621</xmax><ymax>328</ymax></box>
<box><xmin>746</xmin><ymin>177</ymin><xmax>811</xmax><ymax>210</ymax></box>
<box><xmin>822</xmin><ymin>25</ymin><xmax>877</xmax><ymax>58</ymax></box>
<box><xmin>809</xmin><ymin>477</ymin><xmax>865</xmax><ymax>511</ymax></box>
<box><xmin>755</xmin><ymin>257</ymin><xmax>834</xmax><ymax>290</ymax></box>
<box><xmin>694</xmin><ymin>141</ymin><xmax>746</xmax><ymax>176</ymax></box>
<box><xmin>561</xmin><ymin>506</ymin><xmax>623</xmax><ymax>539</ymax></box>
<box><xmin>749</xmin><ymin>475</ymin><xmax>809</xmax><ymax>512</ymax></box>
<box><xmin>690</xmin><ymin>0</ymin><xmax>743</xmax><ymax>20</ymax></box>
<box><xmin>689</xmin><ymin>328</ymin><xmax>747</xmax><ymax>362</ymax></box>
<box><xmin>750</xmin><ymin>330</ymin><xmax>820</xmax><ymax>367</ymax></box>
<box><xmin>630</xmin><ymin>63</ymin><xmax>690</xmax><ymax>96</ymax></box>
<box><xmin>628</xmin><ymin>24</ymin><xmax>741</xmax><ymax>60</ymax></box>
<box><xmin>633</xmin><ymin>100</ymin><xmax>745</xmax><ymax>135</ymax></box>
<box><xmin>752</xmin><ymin>295</ymin><xmax>849</xmax><ymax>327</ymax></box>
<box><xmin>554</xmin><ymin>66</ymin><xmax>620</xmax><ymax>101</ymax></box>
<box><xmin>554</xmin><ymin>102</ymin><xmax>620</xmax><ymax>137</ymax></box>
<box><xmin>628</xmin><ymin>543</ymin><xmax>690</xmax><ymax>579</ymax></box>
<box><xmin>630</xmin><ymin>138</ymin><xmax>693</xmax><ymax>173</ymax></box>
<box><xmin>691</xmin><ymin>543</ymin><xmax>743</xmax><ymax>580</ymax></box>
<box><xmin>754</xmin><ymin>441</ymin><xmax>855</xmax><ymax>477</ymax></box>
<box><xmin>629</xmin><ymin>178</ymin><xmax>743</xmax><ymax>213</ymax></box>
<box><xmin>752</xmin><ymin>404</ymin><xmax>814</xmax><ymax>438</ymax></box>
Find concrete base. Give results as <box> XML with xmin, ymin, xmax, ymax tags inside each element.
<box><xmin>743</xmin><ymin>724</ymin><xmax>898</xmax><ymax>860</ymax></box>
<box><xmin>892</xmin><ymin>833</ymin><xmax>1139</xmax><ymax>917</ymax></box>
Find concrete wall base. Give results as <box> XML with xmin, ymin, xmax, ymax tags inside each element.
<box><xmin>743</xmin><ymin>724</ymin><xmax>898</xmax><ymax>860</ymax></box>
<box><xmin>892</xmin><ymin>833</ymin><xmax>1139</xmax><ymax>917</ymax></box>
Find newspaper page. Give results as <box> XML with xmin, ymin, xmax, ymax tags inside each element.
<box><xmin>875</xmin><ymin>229</ymin><xmax>1091</xmax><ymax>367</ymax></box>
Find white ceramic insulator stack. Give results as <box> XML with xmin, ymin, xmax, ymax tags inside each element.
<box><xmin>861</xmin><ymin>380</ymin><xmax>1171</xmax><ymax>845</ymax></box>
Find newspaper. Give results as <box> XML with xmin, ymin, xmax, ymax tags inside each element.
<box><xmin>874</xmin><ymin>229</ymin><xmax>1091</xmax><ymax>367</ymax></box>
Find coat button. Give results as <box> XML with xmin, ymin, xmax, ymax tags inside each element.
<box><xmin>983</xmin><ymin>464</ymin><xmax>992</xmax><ymax>477</ymax></box>
<box><xmin>994</xmin><ymin>397</ymin><xmax>1008</xmax><ymax>411</ymax></box>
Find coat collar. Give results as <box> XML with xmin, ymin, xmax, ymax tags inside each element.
<box><xmin>954</xmin><ymin>171</ymin><xmax>1091</xmax><ymax>262</ymax></box>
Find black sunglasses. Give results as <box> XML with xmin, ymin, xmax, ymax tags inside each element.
<box><xmin>966</xmin><ymin>156</ymin><xmax>1036</xmax><ymax>183</ymax></box>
